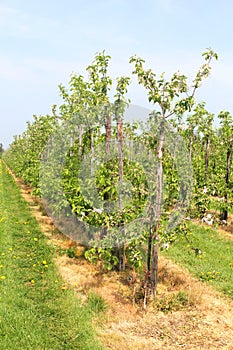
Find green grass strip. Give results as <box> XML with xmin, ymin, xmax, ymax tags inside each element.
<box><xmin>0</xmin><ymin>161</ymin><xmax>104</xmax><ymax>350</ymax></box>
<box><xmin>162</xmin><ymin>221</ymin><xmax>233</xmax><ymax>298</ymax></box>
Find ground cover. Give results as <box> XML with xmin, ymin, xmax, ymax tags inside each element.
<box><xmin>0</xmin><ymin>161</ymin><xmax>104</xmax><ymax>350</ymax></box>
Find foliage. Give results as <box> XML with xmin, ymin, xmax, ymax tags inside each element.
<box><xmin>3</xmin><ymin>115</ymin><xmax>58</xmax><ymax>194</ymax></box>
<box><xmin>85</xmin><ymin>247</ymin><xmax>118</xmax><ymax>271</ymax></box>
<box><xmin>5</xmin><ymin>48</ymin><xmax>233</xmax><ymax>303</ymax></box>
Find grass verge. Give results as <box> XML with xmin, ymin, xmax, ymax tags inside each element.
<box><xmin>162</xmin><ymin>221</ymin><xmax>233</xmax><ymax>298</ymax></box>
<box><xmin>0</xmin><ymin>161</ymin><xmax>104</xmax><ymax>350</ymax></box>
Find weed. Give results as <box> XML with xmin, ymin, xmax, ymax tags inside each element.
<box><xmin>87</xmin><ymin>291</ymin><xmax>108</xmax><ymax>314</ymax></box>
<box><xmin>66</xmin><ymin>246</ymin><xmax>76</xmax><ymax>258</ymax></box>
<box><xmin>155</xmin><ymin>290</ymin><xmax>192</xmax><ymax>313</ymax></box>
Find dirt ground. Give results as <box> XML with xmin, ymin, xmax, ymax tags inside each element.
<box><xmin>9</xmin><ymin>168</ymin><xmax>233</xmax><ymax>350</ymax></box>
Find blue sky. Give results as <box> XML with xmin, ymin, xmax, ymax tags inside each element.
<box><xmin>1</xmin><ymin>0</ymin><xmax>233</xmax><ymax>147</ymax></box>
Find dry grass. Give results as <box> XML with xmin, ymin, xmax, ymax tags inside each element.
<box><xmin>9</xmin><ymin>171</ymin><xmax>233</xmax><ymax>350</ymax></box>
<box><xmin>54</xmin><ymin>254</ymin><xmax>233</xmax><ymax>350</ymax></box>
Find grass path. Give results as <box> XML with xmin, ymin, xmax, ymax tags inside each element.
<box><xmin>162</xmin><ymin>221</ymin><xmax>233</xmax><ymax>299</ymax></box>
<box><xmin>0</xmin><ymin>161</ymin><xmax>103</xmax><ymax>350</ymax></box>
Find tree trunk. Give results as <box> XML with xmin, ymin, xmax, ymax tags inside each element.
<box><xmin>90</xmin><ymin>129</ymin><xmax>94</xmax><ymax>176</ymax></box>
<box><xmin>145</xmin><ymin>199</ymin><xmax>156</xmax><ymax>304</ymax></box>
<box><xmin>221</xmin><ymin>143</ymin><xmax>232</xmax><ymax>221</ymax></box>
<box><xmin>147</xmin><ymin>202</ymin><xmax>154</xmax><ymax>275</ymax></box>
<box><xmin>205</xmin><ymin>136</ymin><xmax>210</xmax><ymax>179</ymax></box>
<box><xmin>105</xmin><ymin>115</ymin><xmax>112</xmax><ymax>157</ymax></box>
<box><xmin>146</xmin><ymin>119</ymin><xmax>164</xmax><ymax>300</ymax></box>
<box><xmin>151</xmin><ymin>238</ymin><xmax>159</xmax><ymax>298</ymax></box>
<box><xmin>117</xmin><ymin>118</ymin><xmax>124</xmax><ymax>192</ymax></box>
<box><xmin>189</xmin><ymin>139</ymin><xmax>193</xmax><ymax>162</ymax></box>
<box><xmin>150</xmin><ymin>123</ymin><xmax>164</xmax><ymax>297</ymax></box>
<box><xmin>117</xmin><ymin>117</ymin><xmax>125</xmax><ymax>271</ymax></box>
<box><xmin>101</xmin><ymin>115</ymin><xmax>112</xmax><ymax>240</ymax></box>
<box><xmin>78</xmin><ymin>125</ymin><xmax>83</xmax><ymax>160</ymax></box>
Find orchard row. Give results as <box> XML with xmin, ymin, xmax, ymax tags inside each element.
<box><xmin>3</xmin><ymin>49</ymin><xmax>232</xmax><ymax>301</ymax></box>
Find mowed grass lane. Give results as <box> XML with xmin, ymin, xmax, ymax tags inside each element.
<box><xmin>0</xmin><ymin>161</ymin><xmax>104</xmax><ymax>350</ymax></box>
<box><xmin>162</xmin><ymin>222</ymin><xmax>233</xmax><ymax>299</ymax></box>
